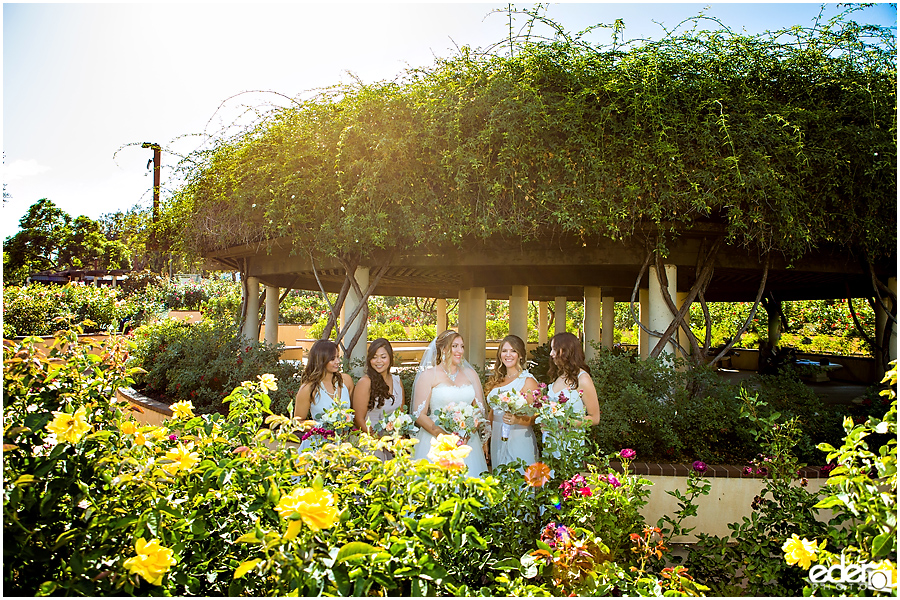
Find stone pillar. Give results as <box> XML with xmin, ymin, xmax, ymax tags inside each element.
<box><xmin>242</xmin><ymin>276</ymin><xmax>261</xmax><ymax>343</ymax></box>
<box><xmin>469</xmin><ymin>287</ymin><xmax>487</xmax><ymax>369</ymax></box>
<box><xmin>264</xmin><ymin>285</ymin><xmax>280</xmax><ymax>346</ymax></box>
<box><xmin>111</xmin><ymin>274</ymin><xmax>118</xmax><ymax>287</ymax></box>
<box><xmin>458</xmin><ymin>288</ymin><xmax>470</xmax><ymax>343</ymax></box>
<box><xmin>639</xmin><ymin>288</ymin><xmax>649</xmax><ymax>359</ymax></box>
<box><xmin>554</xmin><ymin>296</ymin><xmax>567</xmax><ymax>335</ymax></box>
<box><xmin>766</xmin><ymin>299</ymin><xmax>783</xmax><ymax>347</ymax></box>
<box><xmin>510</xmin><ymin>285</ymin><xmax>528</xmax><ymax>341</ymax></box>
<box><xmin>583</xmin><ymin>286</ymin><xmax>601</xmax><ymax>360</ymax></box>
<box><xmin>539</xmin><ymin>301</ymin><xmax>549</xmax><ymax>344</ymax></box>
<box><xmin>602</xmin><ymin>296</ymin><xmax>615</xmax><ymax>350</ymax></box>
<box><xmin>436</xmin><ymin>298</ymin><xmax>448</xmax><ymax>334</ymax></box>
<box><xmin>649</xmin><ymin>264</ymin><xmax>678</xmax><ymax>363</ymax></box>
<box><xmin>677</xmin><ymin>291</ymin><xmax>690</xmax><ymax>357</ymax></box>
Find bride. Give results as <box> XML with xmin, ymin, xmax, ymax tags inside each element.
<box><xmin>411</xmin><ymin>330</ymin><xmax>489</xmax><ymax>476</ymax></box>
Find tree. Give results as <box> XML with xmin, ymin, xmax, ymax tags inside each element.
<box><xmin>3</xmin><ymin>198</ymin><xmax>73</xmax><ymax>284</ymax></box>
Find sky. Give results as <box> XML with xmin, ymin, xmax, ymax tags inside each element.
<box><xmin>2</xmin><ymin>2</ymin><xmax>896</xmax><ymax>241</ymax></box>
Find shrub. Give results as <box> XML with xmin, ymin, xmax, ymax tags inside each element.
<box><xmin>2</xmin><ymin>283</ymin><xmax>142</xmax><ymax>337</ymax></box>
<box><xmin>129</xmin><ymin>318</ymin><xmax>301</xmax><ymax>415</ymax></box>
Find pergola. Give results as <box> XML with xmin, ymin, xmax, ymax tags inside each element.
<box><xmin>206</xmin><ymin>224</ymin><xmax>897</xmax><ymax>371</ymax></box>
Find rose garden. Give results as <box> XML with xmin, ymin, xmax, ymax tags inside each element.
<box><xmin>3</xmin><ymin>6</ymin><xmax>896</xmax><ymax>597</ymax></box>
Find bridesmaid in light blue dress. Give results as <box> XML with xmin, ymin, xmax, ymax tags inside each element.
<box><xmin>486</xmin><ymin>335</ymin><xmax>539</xmax><ymax>472</ymax></box>
<box><xmin>541</xmin><ymin>332</ymin><xmax>601</xmax><ymax>465</ymax></box>
<box><xmin>293</xmin><ymin>339</ymin><xmax>355</xmax><ymax>450</ymax></box>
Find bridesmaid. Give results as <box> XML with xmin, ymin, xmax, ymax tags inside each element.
<box><xmin>486</xmin><ymin>334</ymin><xmax>539</xmax><ymax>471</ymax></box>
<box><xmin>542</xmin><ymin>332</ymin><xmax>601</xmax><ymax>461</ymax></box>
<box><xmin>294</xmin><ymin>340</ymin><xmax>355</xmax><ymax>448</ymax></box>
<box><xmin>351</xmin><ymin>338</ymin><xmax>404</xmax><ymax>458</ymax></box>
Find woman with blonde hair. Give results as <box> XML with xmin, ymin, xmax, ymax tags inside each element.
<box><xmin>410</xmin><ymin>330</ymin><xmax>490</xmax><ymax>475</ymax></box>
<box><xmin>485</xmin><ymin>334</ymin><xmax>539</xmax><ymax>471</ymax></box>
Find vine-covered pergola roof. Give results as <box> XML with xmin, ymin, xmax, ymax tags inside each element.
<box><xmin>172</xmin><ymin>7</ymin><xmax>896</xmax><ymax>305</ymax></box>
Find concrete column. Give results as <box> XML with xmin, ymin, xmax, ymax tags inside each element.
<box><xmin>583</xmin><ymin>286</ymin><xmax>601</xmax><ymax>360</ymax></box>
<box><xmin>602</xmin><ymin>296</ymin><xmax>615</xmax><ymax>349</ymax></box>
<box><xmin>677</xmin><ymin>291</ymin><xmax>690</xmax><ymax>356</ymax></box>
<box><xmin>639</xmin><ymin>288</ymin><xmax>649</xmax><ymax>359</ymax></box>
<box><xmin>649</xmin><ymin>264</ymin><xmax>678</xmax><ymax>363</ymax></box>
<box><xmin>242</xmin><ymin>276</ymin><xmax>261</xmax><ymax>343</ymax></box>
<box><xmin>554</xmin><ymin>296</ymin><xmax>567</xmax><ymax>335</ymax></box>
<box><xmin>510</xmin><ymin>285</ymin><xmax>529</xmax><ymax>341</ymax></box>
<box><xmin>111</xmin><ymin>274</ymin><xmax>118</xmax><ymax>288</ymax></box>
<box><xmin>458</xmin><ymin>288</ymin><xmax>470</xmax><ymax>343</ymax></box>
<box><xmin>344</xmin><ymin>266</ymin><xmax>369</xmax><ymax>375</ymax></box>
<box><xmin>539</xmin><ymin>301</ymin><xmax>549</xmax><ymax>344</ymax></box>
<box><xmin>436</xmin><ymin>298</ymin><xmax>448</xmax><ymax>334</ymax></box>
<box><xmin>264</xmin><ymin>285</ymin><xmax>280</xmax><ymax>346</ymax></box>
<box><xmin>469</xmin><ymin>287</ymin><xmax>487</xmax><ymax>369</ymax></box>
<box><xmin>766</xmin><ymin>299</ymin><xmax>783</xmax><ymax>347</ymax></box>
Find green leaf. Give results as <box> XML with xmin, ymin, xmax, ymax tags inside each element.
<box><xmin>417</xmin><ymin>516</ymin><xmax>447</xmax><ymax>530</ymax></box>
<box><xmin>335</xmin><ymin>542</ymin><xmax>381</xmax><ymax>563</ymax></box>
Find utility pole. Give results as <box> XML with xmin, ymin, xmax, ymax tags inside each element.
<box><xmin>141</xmin><ymin>142</ymin><xmax>161</xmax><ymax>222</ymax></box>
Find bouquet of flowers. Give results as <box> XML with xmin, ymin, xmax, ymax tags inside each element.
<box><xmin>492</xmin><ymin>389</ymin><xmax>537</xmax><ymax>442</ymax></box>
<box><xmin>534</xmin><ymin>389</ymin><xmax>586</xmax><ymax>433</ymax></box>
<box><xmin>434</xmin><ymin>402</ymin><xmax>486</xmax><ymax>442</ymax></box>
<box><xmin>317</xmin><ymin>402</ymin><xmax>355</xmax><ymax>435</ymax></box>
<box><xmin>374</xmin><ymin>410</ymin><xmax>418</xmax><ymax>437</ymax></box>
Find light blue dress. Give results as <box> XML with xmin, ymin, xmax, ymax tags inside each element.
<box><xmin>488</xmin><ymin>371</ymin><xmax>538</xmax><ymax>472</ymax></box>
<box><xmin>298</xmin><ymin>383</ymin><xmax>350</xmax><ymax>451</ymax></box>
<box><xmin>541</xmin><ymin>371</ymin><xmax>587</xmax><ymax>461</ymax></box>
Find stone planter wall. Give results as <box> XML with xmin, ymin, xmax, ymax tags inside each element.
<box><xmin>610</xmin><ymin>460</ymin><xmax>833</xmax><ymax>542</ymax></box>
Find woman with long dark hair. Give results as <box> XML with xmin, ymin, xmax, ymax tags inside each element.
<box><xmin>351</xmin><ymin>337</ymin><xmax>404</xmax><ymax>434</ymax></box>
<box><xmin>293</xmin><ymin>340</ymin><xmax>355</xmax><ymax>449</ymax></box>
<box><xmin>541</xmin><ymin>332</ymin><xmax>600</xmax><ymax>464</ymax></box>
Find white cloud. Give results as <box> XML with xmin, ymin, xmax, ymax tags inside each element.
<box><xmin>3</xmin><ymin>159</ymin><xmax>51</xmax><ymax>182</ymax></box>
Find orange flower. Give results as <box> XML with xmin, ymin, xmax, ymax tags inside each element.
<box><xmin>525</xmin><ymin>462</ymin><xmax>551</xmax><ymax>487</ymax></box>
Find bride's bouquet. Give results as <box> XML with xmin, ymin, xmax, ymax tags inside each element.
<box><xmin>373</xmin><ymin>410</ymin><xmax>418</xmax><ymax>437</ymax></box>
<box><xmin>434</xmin><ymin>402</ymin><xmax>486</xmax><ymax>443</ymax></box>
<box><xmin>491</xmin><ymin>389</ymin><xmax>536</xmax><ymax>442</ymax></box>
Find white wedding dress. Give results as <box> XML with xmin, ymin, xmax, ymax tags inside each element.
<box><xmin>488</xmin><ymin>371</ymin><xmax>538</xmax><ymax>471</ymax></box>
<box><xmin>413</xmin><ymin>383</ymin><xmax>489</xmax><ymax>476</ymax></box>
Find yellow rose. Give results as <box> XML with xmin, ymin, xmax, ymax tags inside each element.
<box><xmin>46</xmin><ymin>406</ymin><xmax>91</xmax><ymax>445</ymax></box>
<box><xmin>427</xmin><ymin>433</ymin><xmax>471</xmax><ymax>470</ymax></box>
<box><xmin>782</xmin><ymin>534</ymin><xmax>819</xmax><ymax>570</ymax></box>
<box><xmin>134</xmin><ymin>431</ymin><xmax>149</xmax><ymax>446</ymax></box>
<box><xmin>162</xmin><ymin>442</ymin><xmax>200</xmax><ymax>475</ymax></box>
<box><xmin>170</xmin><ymin>401</ymin><xmax>194</xmax><ymax>419</ymax></box>
<box><xmin>120</xmin><ymin>421</ymin><xmax>138</xmax><ymax>436</ymax></box>
<box><xmin>275</xmin><ymin>488</ymin><xmax>339</xmax><ymax>532</ymax></box>
<box><xmin>123</xmin><ymin>537</ymin><xmax>177</xmax><ymax>585</ymax></box>
<box><xmin>258</xmin><ymin>373</ymin><xmax>278</xmax><ymax>392</ymax></box>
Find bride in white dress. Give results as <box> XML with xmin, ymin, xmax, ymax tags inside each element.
<box><xmin>486</xmin><ymin>335</ymin><xmax>539</xmax><ymax>471</ymax></box>
<box><xmin>411</xmin><ymin>330</ymin><xmax>490</xmax><ymax>476</ymax></box>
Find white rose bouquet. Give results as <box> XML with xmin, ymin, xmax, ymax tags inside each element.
<box><xmin>492</xmin><ymin>389</ymin><xmax>536</xmax><ymax>441</ymax></box>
